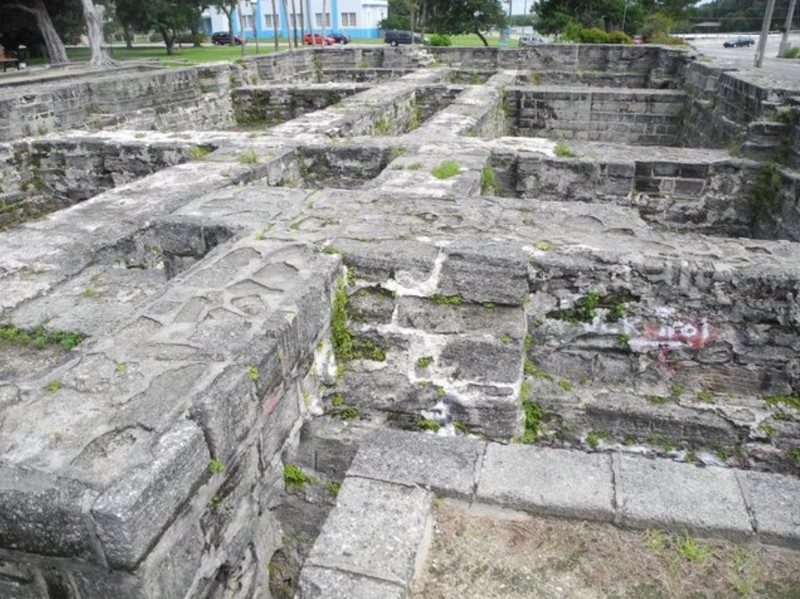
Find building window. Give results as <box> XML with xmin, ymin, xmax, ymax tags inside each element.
<box><xmin>264</xmin><ymin>13</ymin><xmax>280</xmax><ymax>29</ymax></box>
<box><xmin>242</xmin><ymin>14</ymin><xmax>254</xmax><ymax>29</ymax></box>
<box><xmin>315</xmin><ymin>12</ymin><xmax>331</xmax><ymax>27</ymax></box>
<box><xmin>341</xmin><ymin>12</ymin><xmax>357</xmax><ymax>27</ymax></box>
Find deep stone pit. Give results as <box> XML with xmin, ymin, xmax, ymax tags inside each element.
<box><xmin>0</xmin><ymin>43</ymin><xmax>799</xmax><ymax>599</ymax></box>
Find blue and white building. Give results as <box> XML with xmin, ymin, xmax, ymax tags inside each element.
<box><xmin>202</xmin><ymin>0</ymin><xmax>388</xmax><ymax>40</ymax></box>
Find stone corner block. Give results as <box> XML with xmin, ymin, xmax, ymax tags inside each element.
<box><xmin>736</xmin><ymin>469</ymin><xmax>800</xmax><ymax>549</ymax></box>
<box><xmin>476</xmin><ymin>443</ymin><xmax>614</xmax><ymax>522</ymax></box>
<box><xmin>92</xmin><ymin>420</ymin><xmax>211</xmax><ymax>570</ymax></box>
<box><xmin>347</xmin><ymin>429</ymin><xmax>486</xmax><ymax>500</ymax></box>
<box><xmin>304</xmin><ymin>476</ymin><xmax>433</xmax><ymax>589</ymax></box>
<box><xmin>616</xmin><ymin>454</ymin><xmax>752</xmax><ymax>540</ymax></box>
<box><xmin>0</xmin><ymin>467</ymin><xmax>98</xmax><ymax>561</ymax></box>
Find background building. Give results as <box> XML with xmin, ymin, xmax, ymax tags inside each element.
<box><xmin>202</xmin><ymin>0</ymin><xmax>388</xmax><ymax>40</ymax></box>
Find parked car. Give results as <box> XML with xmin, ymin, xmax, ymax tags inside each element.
<box><xmin>303</xmin><ymin>33</ymin><xmax>336</xmax><ymax>46</ymax></box>
<box><xmin>328</xmin><ymin>32</ymin><xmax>351</xmax><ymax>44</ymax></box>
<box><xmin>384</xmin><ymin>29</ymin><xmax>425</xmax><ymax>46</ymax></box>
<box><xmin>518</xmin><ymin>35</ymin><xmax>545</xmax><ymax>46</ymax></box>
<box><xmin>211</xmin><ymin>31</ymin><xmax>243</xmax><ymax>45</ymax></box>
<box><xmin>723</xmin><ymin>36</ymin><xmax>755</xmax><ymax>48</ymax></box>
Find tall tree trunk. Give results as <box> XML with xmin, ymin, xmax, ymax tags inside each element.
<box><xmin>7</xmin><ymin>0</ymin><xmax>69</xmax><ymax>65</ymax></box>
<box><xmin>81</xmin><ymin>0</ymin><xmax>114</xmax><ymax>67</ymax></box>
<box><xmin>298</xmin><ymin>0</ymin><xmax>304</xmax><ymax>40</ymax></box>
<box><xmin>305</xmin><ymin>0</ymin><xmax>315</xmax><ymax>46</ymax></box>
<box><xmin>321</xmin><ymin>0</ymin><xmax>326</xmax><ymax>42</ymax></box>
<box><xmin>190</xmin><ymin>21</ymin><xmax>202</xmax><ymax>47</ymax></box>
<box><xmin>122</xmin><ymin>23</ymin><xmax>134</xmax><ymax>49</ymax></box>
<box><xmin>271</xmin><ymin>0</ymin><xmax>279</xmax><ymax>50</ymax></box>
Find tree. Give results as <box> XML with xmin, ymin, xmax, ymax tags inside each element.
<box><xmin>425</xmin><ymin>0</ymin><xmax>507</xmax><ymax>46</ymax></box>
<box><xmin>212</xmin><ymin>0</ymin><xmax>238</xmax><ymax>40</ymax></box>
<box><xmin>116</xmin><ymin>0</ymin><xmax>206</xmax><ymax>55</ymax></box>
<box><xmin>1</xmin><ymin>0</ymin><xmax>69</xmax><ymax>65</ymax></box>
<box><xmin>80</xmin><ymin>0</ymin><xmax>114</xmax><ymax>66</ymax></box>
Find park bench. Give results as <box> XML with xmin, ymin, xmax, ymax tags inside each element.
<box><xmin>0</xmin><ymin>47</ymin><xmax>19</xmax><ymax>72</ymax></box>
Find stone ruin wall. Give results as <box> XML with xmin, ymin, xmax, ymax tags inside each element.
<box><xmin>0</xmin><ymin>44</ymin><xmax>799</xmax><ymax>599</ymax></box>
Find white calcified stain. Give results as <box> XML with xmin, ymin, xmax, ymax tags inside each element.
<box><xmin>384</xmin><ymin>245</ymin><xmax>448</xmax><ymax>297</ymax></box>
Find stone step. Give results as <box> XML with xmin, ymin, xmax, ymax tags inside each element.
<box><xmin>296</xmin><ymin>428</ymin><xmax>800</xmax><ymax>597</ymax></box>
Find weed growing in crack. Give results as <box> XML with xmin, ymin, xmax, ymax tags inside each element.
<box><xmin>208</xmin><ymin>459</ymin><xmax>225</xmax><ymax>474</ymax></box>
<box><xmin>431</xmin><ymin>160</ymin><xmax>461</xmax><ymax>179</ymax></box>
<box><xmin>283</xmin><ymin>464</ymin><xmax>313</xmax><ymax>489</ymax></box>
<box><xmin>554</xmin><ymin>141</ymin><xmax>576</xmax><ymax>158</ymax></box>
<box><xmin>416</xmin><ymin>417</ymin><xmax>441</xmax><ymax>432</ymax></box>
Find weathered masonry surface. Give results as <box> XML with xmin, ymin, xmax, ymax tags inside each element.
<box><xmin>0</xmin><ymin>43</ymin><xmax>799</xmax><ymax>599</ymax></box>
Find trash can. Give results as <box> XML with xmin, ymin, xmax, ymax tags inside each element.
<box><xmin>17</xmin><ymin>45</ymin><xmax>27</xmax><ymax>70</ymax></box>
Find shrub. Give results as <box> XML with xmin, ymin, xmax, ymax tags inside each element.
<box><xmin>606</xmin><ymin>30</ymin><xmax>632</xmax><ymax>45</ymax></box>
<box><xmin>579</xmin><ymin>28</ymin><xmax>610</xmax><ymax>44</ymax></box>
<box><xmin>561</xmin><ymin>21</ymin><xmax>583</xmax><ymax>42</ymax></box>
<box><xmin>783</xmin><ymin>46</ymin><xmax>800</xmax><ymax>59</ymax></box>
<box><xmin>428</xmin><ymin>34</ymin><xmax>452</xmax><ymax>47</ymax></box>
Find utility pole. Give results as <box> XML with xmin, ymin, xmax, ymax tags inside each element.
<box><xmin>754</xmin><ymin>0</ymin><xmax>777</xmax><ymax>68</ymax></box>
<box><xmin>778</xmin><ymin>0</ymin><xmax>797</xmax><ymax>57</ymax></box>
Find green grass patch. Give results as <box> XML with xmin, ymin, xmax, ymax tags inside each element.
<box><xmin>554</xmin><ymin>141</ymin><xmax>576</xmax><ymax>158</ymax></box>
<box><xmin>430</xmin><ymin>294</ymin><xmax>463</xmax><ymax>305</ymax></box>
<box><xmin>0</xmin><ymin>324</ymin><xmax>86</xmax><ymax>351</ymax></box>
<box><xmin>415</xmin><ymin>417</ymin><xmax>441</xmax><ymax>432</ymax></box>
<box><xmin>283</xmin><ymin>463</ymin><xmax>312</xmax><ymax>489</ymax></box>
<box><xmin>431</xmin><ymin>160</ymin><xmax>461</xmax><ymax>179</ymax></box>
<box><xmin>416</xmin><ymin>356</ymin><xmax>434</xmax><ymax>368</ymax></box>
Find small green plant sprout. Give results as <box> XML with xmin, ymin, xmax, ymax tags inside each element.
<box><xmin>533</xmin><ymin>240</ymin><xmax>555</xmax><ymax>251</ymax></box>
<box><xmin>557</xmin><ymin>379</ymin><xmax>571</xmax><ymax>391</ymax></box>
<box><xmin>115</xmin><ymin>363</ymin><xmax>127</xmax><ymax>374</ymax></box>
<box><xmin>553</xmin><ymin>141</ymin><xmax>576</xmax><ymax>158</ymax></box>
<box><xmin>389</xmin><ymin>146</ymin><xmax>406</xmax><ymax>159</ymax></box>
<box><xmin>247</xmin><ymin>365</ymin><xmax>259</xmax><ymax>382</ymax></box>
<box><xmin>238</xmin><ymin>150</ymin><xmax>259</xmax><ymax>164</ymax></box>
<box><xmin>696</xmin><ymin>390</ymin><xmax>715</xmax><ymax>403</ymax></box>
<box><xmin>373</xmin><ymin>118</ymin><xmax>391</xmax><ymax>135</ymax></box>
<box><xmin>499</xmin><ymin>334</ymin><xmax>512</xmax><ymax>344</ymax></box>
<box><xmin>0</xmin><ymin>324</ymin><xmax>86</xmax><ymax>351</ymax></box>
<box><xmin>325</xmin><ymin>481</ymin><xmax>341</xmax><ymax>497</ymax></box>
<box><xmin>670</xmin><ymin>383</ymin><xmax>685</xmax><ymax>397</ymax></box>
<box><xmin>415</xmin><ymin>417</ymin><xmax>441</xmax><ymax>432</ymax></box>
<box><xmin>674</xmin><ymin>532</ymin><xmax>711</xmax><ymax>563</ymax></box>
<box><xmin>518</xmin><ymin>393</ymin><xmax>543</xmax><ymax>444</ymax></box>
<box><xmin>332</xmin><ymin>406</ymin><xmax>362</xmax><ymax>420</ymax></box>
<box><xmin>617</xmin><ymin>333</ymin><xmax>631</xmax><ymax>348</ymax></box>
<box><xmin>453</xmin><ymin>420</ymin><xmax>471</xmax><ymax>435</ymax></box>
<box><xmin>44</xmin><ymin>380</ymin><xmax>61</xmax><ymax>394</ymax></box>
<box><xmin>416</xmin><ymin>356</ymin><xmax>434</xmax><ymax>368</ymax></box>
<box><xmin>607</xmin><ymin>302</ymin><xmax>628</xmax><ymax>322</ymax></box>
<box><xmin>430</xmin><ymin>294</ymin><xmax>463</xmax><ymax>305</ymax></box>
<box><xmin>586</xmin><ymin>429</ymin><xmax>612</xmax><ymax>449</ymax></box>
<box><xmin>431</xmin><ymin>160</ymin><xmax>461</xmax><ymax>180</ymax></box>
<box><xmin>208</xmin><ymin>459</ymin><xmax>225</xmax><ymax>474</ymax></box>
<box><xmin>188</xmin><ymin>145</ymin><xmax>211</xmax><ymax>160</ymax></box>
<box><xmin>644</xmin><ymin>528</ymin><xmax>668</xmax><ymax>552</ymax></box>
<box><xmin>206</xmin><ymin>494</ymin><xmax>222</xmax><ymax>510</ymax></box>
<box><xmin>283</xmin><ymin>463</ymin><xmax>311</xmax><ymax>489</ymax></box>
<box><xmin>407</xmin><ymin>162</ymin><xmax>424</xmax><ymax>171</ymax></box>
<box><xmin>525</xmin><ymin>361</ymin><xmax>554</xmax><ymax>381</ymax></box>
<box><xmin>645</xmin><ymin>394</ymin><xmax>670</xmax><ymax>405</ymax></box>
<box><xmin>481</xmin><ymin>164</ymin><xmax>498</xmax><ymax>195</ymax></box>
<box><xmin>763</xmin><ymin>393</ymin><xmax>800</xmax><ymax>410</ymax></box>
<box><xmin>755</xmin><ymin>423</ymin><xmax>775</xmax><ymax>438</ymax></box>
<box><xmin>550</xmin><ymin>292</ymin><xmax>602</xmax><ymax>323</ymax></box>
<box><xmin>331</xmin><ymin>392</ymin><xmax>344</xmax><ymax>406</ymax></box>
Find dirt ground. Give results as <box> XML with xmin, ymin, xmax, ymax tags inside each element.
<box><xmin>411</xmin><ymin>500</ymin><xmax>800</xmax><ymax>599</ymax></box>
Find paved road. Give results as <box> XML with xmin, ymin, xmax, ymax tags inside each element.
<box><xmin>689</xmin><ymin>33</ymin><xmax>800</xmax><ymax>82</ymax></box>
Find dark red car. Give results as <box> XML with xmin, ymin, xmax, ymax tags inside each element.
<box><xmin>211</xmin><ymin>31</ymin><xmax>244</xmax><ymax>45</ymax></box>
<box><xmin>303</xmin><ymin>33</ymin><xmax>335</xmax><ymax>46</ymax></box>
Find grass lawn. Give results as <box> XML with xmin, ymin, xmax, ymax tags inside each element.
<box><xmin>24</xmin><ymin>33</ymin><xmax>509</xmax><ymax>68</ymax></box>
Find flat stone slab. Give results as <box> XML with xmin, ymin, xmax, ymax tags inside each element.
<box><xmin>615</xmin><ymin>453</ymin><xmax>752</xmax><ymax>540</ymax></box>
<box><xmin>348</xmin><ymin>429</ymin><xmax>486</xmax><ymax>500</ymax></box>
<box><xmin>737</xmin><ymin>469</ymin><xmax>800</xmax><ymax>549</ymax></box>
<box><xmin>302</xmin><ymin>476</ymin><xmax>433</xmax><ymax>590</ymax></box>
<box><xmin>298</xmin><ymin>566</ymin><xmax>405</xmax><ymax>599</ymax></box>
<box><xmin>476</xmin><ymin>444</ymin><xmax>615</xmax><ymax>522</ymax></box>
